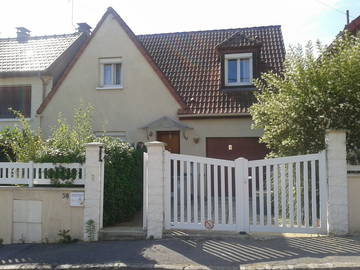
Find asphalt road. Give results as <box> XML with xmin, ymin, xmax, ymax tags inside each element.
<box><xmin>1</xmin><ymin>236</ymin><xmax>360</xmax><ymax>268</ymax></box>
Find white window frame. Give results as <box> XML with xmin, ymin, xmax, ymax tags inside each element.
<box><xmin>224</xmin><ymin>53</ymin><xmax>253</xmax><ymax>86</ymax></box>
<box><xmin>97</xmin><ymin>58</ymin><xmax>123</xmax><ymax>90</ymax></box>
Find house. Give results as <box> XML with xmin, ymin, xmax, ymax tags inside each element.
<box><xmin>344</xmin><ymin>15</ymin><xmax>360</xmax><ymax>34</ymax></box>
<box><xmin>9</xmin><ymin>7</ymin><xmax>285</xmax><ymax>160</ymax></box>
<box><xmin>0</xmin><ymin>24</ymin><xmax>90</xmax><ymax>130</ymax></box>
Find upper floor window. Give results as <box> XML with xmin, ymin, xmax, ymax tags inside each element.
<box><xmin>0</xmin><ymin>86</ymin><xmax>31</xmax><ymax>119</ymax></box>
<box><xmin>98</xmin><ymin>58</ymin><xmax>122</xmax><ymax>89</ymax></box>
<box><xmin>224</xmin><ymin>53</ymin><xmax>253</xmax><ymax>86</ymax></box>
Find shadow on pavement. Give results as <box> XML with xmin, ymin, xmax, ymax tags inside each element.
<box><xmin>1</xmin><ymin>236</ymin><xmax>360</xmax><ymax>267</ymax></box>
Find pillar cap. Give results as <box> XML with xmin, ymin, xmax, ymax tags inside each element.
<box><xmin>145</xmin><ymin>141</ymin><xmax>166</xmax><ymax>147</ymax></box>
<box><xmin>85</xmin><ymin>142</ymin><xmax>104</xmax><ymax>148</ymax></box>
<box><xmin>325</xmin><ymin>129</ymin><xmax>348</xmax><ymax>134</ymax></box>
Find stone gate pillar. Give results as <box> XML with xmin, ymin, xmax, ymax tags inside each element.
<box><xmin>84</xmin><ymin>142</ymin><xmax>104</xmax><ymax>241</ymax></box>
<box><xmin>325</xmin><ymin>130</ymin><xmax>348</xmax><ymax>234</ymax></box>
<box><xmin>144</xmin><ymin>141</ymin><xmax>166</xmax><ymax>239</ymax></box>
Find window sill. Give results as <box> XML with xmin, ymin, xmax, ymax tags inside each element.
<box><xmin>0</xmin><ymin>118</ymin><xmax>32</xmax><ymax>122</ymax></box>
<box><xmin>225</xmin><ymin>83</ymin><xmax>253</xmax><ymax>87</ymax></box>
<box><xmin>220</xmin><ymin>86</ymin><xmax>257</xmax><ymax>92</ymax></box>
<box><xmin>96</xmin><ymin>86</ymin><xmax>123</xmax><ymax>91</ymax></box>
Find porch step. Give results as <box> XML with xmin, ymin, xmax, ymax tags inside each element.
<box><xmin>99</xmin><ymin>226</ymin><xmax>145</xmax><ymax>241</ymax></box>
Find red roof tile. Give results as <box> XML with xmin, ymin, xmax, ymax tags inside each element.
<box><xmin>345</xmin><ymin>15</ymin><xmax>360</xmax><ymax>34</ymax></box>
<box><xmin>137</xmin><ymin>26</ymin><xmax>285</xmax><ymax>115</ymax></box>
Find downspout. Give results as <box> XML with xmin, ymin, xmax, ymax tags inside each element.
<box><xmin>39</xmin><ymin>73</ymin><xmax>51</xmax><ymax>101</ymax></box>
<box><xmin>37</xmin><ymin>72</ymin><xmax>51</xmax><ymax>130</ymax></box>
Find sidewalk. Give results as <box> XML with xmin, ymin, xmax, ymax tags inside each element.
<box><xmin>1</xmin><ymin>235</ymin><xmax>360</xmax><ymax>269</ymax></box>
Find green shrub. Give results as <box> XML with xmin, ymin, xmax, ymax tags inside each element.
<box><xmin>250</xmin><ymin>33</ymin><xmax>360</xmax><ymax>159</ymax></box>
<box><xmin>57</xmin><ymin>229</ymin><xmax>76</xmax><ymax>243</ymax></box>
<box><xmin>4</xmin><ymin>111</ymin><xmax>44</xmax><ymax>162</ymax></box>
<box><xmin>0</xmin><ymin>127</ymin><xmax>19</xmax><ymax>161</ymax></box>
<box><xmin>100</xmin><ymin>137</ymin><xmax>142</xmax><ymax>226</ymax></box>
<box><xmin>85</xmin><ymin>219</ymin><xmax>96</xmax><ymax>241</ymax></box>
<box><xmin>36</xmin><ymin>104</ymin><xmax>95</xmax><ymax>163</ymax></box>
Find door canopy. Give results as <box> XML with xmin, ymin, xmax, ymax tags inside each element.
<box><xmin>141</xmin><ymin>116</ymin><xmax>192</xmax><ymax>139</ymax></box>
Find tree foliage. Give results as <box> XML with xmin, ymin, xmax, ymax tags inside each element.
<box><xmin>250</xmin><ymin>32</ymin><xmax>360</xmax><ymax>161</ymax></box>
<box><xmin>3</xmin><ymin>110</ymin><xmax>44</xmax><ymax>162</ymax></box>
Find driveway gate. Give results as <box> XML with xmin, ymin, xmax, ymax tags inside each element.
<box><xmin>162</xmin><ymin>151</ymin><xmax>327</xmax><ymax>234</ymax></box>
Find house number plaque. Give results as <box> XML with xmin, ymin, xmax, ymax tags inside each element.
<box><xmin>70</xmin><ymin>192</ymin><xmax>85</xmax><ymax>207</ymax></box>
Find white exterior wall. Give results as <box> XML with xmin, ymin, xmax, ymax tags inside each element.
<box><xmin>40</xmin><ymin>13</ymin><xmax>180</xmax><ymax>141</ymax></box>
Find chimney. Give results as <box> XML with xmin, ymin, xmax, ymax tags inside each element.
<box><xmin>77</xmin><ymin>23</ymin><xmax>92</xmax><ymax>35</ymax></box>
<box><xmin>16</xmin><ymin>27</ymin><xmax>30</xmax><ymax>42</ymax></box>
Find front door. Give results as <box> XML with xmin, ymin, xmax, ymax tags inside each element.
<box><xmin>156</xmin><ymin>131</ymin><xmax>180</xmax><ymax>153</ymax></box>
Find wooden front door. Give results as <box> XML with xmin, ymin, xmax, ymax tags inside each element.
<box><xmin>156</xmin><ymin>131</ymin><xmax>180</xmax><ymax>153</ymax></box>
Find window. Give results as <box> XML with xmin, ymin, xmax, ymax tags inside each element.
<box><xmin>94</xmin><ymin>131</ymin><xmax>127</xmax><ymax>141</ymax></box>
<box><xmin>224</xmin><ymin>53</ymin><xmax>253</xmax><ymax>86</ymax></box>
<box><xmin>99</xmin><ymin>58</ymin><xmax>122</xmax><ymax>89</ymax></box>
<box><xmin>0</xmin><ymin>86</ymin><xmax>31</xmax><ymax>119</ymax></box>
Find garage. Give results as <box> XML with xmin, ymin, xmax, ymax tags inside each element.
<box><xmin>206</xmin><ymin>137</ymin><xmax>269</xmax><ymax>161</ymax></box>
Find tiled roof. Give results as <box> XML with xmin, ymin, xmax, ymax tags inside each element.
<box><xmin>0</xmin><ymin>33</ymin><xmax>82</xmax><ymax>73</ymax></box>
<box><xmin>216</xmin><ymin>32</ymin><xmax>262</xmax><ymax>49</ymax></box>
<box><xmin>345</xmin><ymin>15</ymin><xmax>360</xmax><ymax>34</ymax></box>
<box><xmin>137</xmin><ymin>26</ymin><xmax>285</xmax><ymax>115</ymax></box>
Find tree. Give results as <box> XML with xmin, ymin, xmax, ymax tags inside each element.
<box><xmin>250</xmin><ymin>32</ymin><xmax>360</xmax><ymax>162</ymax></box>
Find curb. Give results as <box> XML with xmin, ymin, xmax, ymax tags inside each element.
<box><xmin>1</xmin><ymin>262</ymin><xmax>360</xmax><ymax>270</ymax></box>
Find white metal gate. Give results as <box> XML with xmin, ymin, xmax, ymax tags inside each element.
<box><xmin>163</xmin><ymin>151</ymin><xmax>328</xmax><ymax>234</ymax></box>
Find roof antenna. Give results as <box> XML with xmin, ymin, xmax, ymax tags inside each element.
<box><xmin>346</xmin><ymin>10</ymin><xmax>350</xmax><ymax>25</ymax></box>
<box><xmin>69</xmin><ymin>0</ymin><xmax>76</xmax><ymax>29</ymax></box>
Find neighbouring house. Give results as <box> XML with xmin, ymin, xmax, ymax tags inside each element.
<box><xmin>0</xmin><ymin>24</ymin><xmax>90</xmax><ymax>130</ymax></box>
<box><xmin>344</xmin><ymin>15</ymin><xmax>360</xmax><ymax>34</ymax></box>
<box><xmin>35</xmin><ymin>7</ymin><xmax>285</xmax><ymax>160</ymax></box>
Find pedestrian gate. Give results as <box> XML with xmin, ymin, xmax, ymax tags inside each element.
<box><xmin>159</xmin><ymin>151</ymin><xmax>327</xmax><ymax>234</ymax></box>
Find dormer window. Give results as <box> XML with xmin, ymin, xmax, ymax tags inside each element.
<box><xmin>224</xmin><ymin>53</ymin><xmax>253</xmax><ymax>86</ymax></box>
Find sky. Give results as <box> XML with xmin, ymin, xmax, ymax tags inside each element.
<box><xmin>0</xmin><ymin>0</ymin><xmax>359</xmax><ymax>49</ymax></box>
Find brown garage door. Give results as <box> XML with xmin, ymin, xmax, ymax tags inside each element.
<box><xmin>206</xmin><ymin>137</ymin><xmax>269</xmax><ymax>161</ymax></box>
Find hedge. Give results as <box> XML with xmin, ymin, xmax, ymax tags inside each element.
<box><xmin>101</xmin><ymin>138</ymin><xmax>144</xmax><ymax>226</ymax></box>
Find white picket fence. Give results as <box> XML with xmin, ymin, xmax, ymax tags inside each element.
<box><xmin>0</xmin><ymin>162</ymin><xmax>85</xmax><ymax>186</ymax></box>
<box><xmin>163</xmin><ymin>151</ymin><xmax>327</xmax><ymax>234</ymax></box>
<box><xmin>347</xmin><ymin>164</ymin><xmax>360</xmax><ymax>174</ymax></box>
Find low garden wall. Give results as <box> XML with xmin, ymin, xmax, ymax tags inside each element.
<box><xmin>0</xmin><ymin>186</ymin><xmax>84</xmax><ymax>244</ymax></box>
<box><xmin>348</xmin><ymin>174</ymin><xmax>360</xmax><ymax>234</ymax></box>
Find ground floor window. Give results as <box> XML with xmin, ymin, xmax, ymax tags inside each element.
<box><xmin>94</xmin><ymin>131</ymin><xmax>127</xmax><ymax>141</ymax></box>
